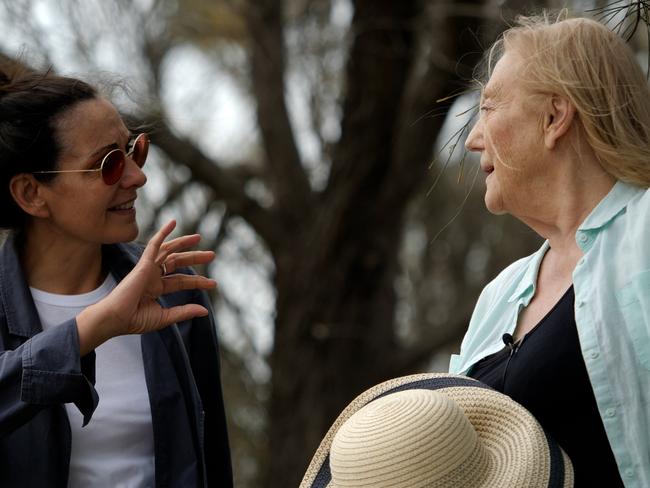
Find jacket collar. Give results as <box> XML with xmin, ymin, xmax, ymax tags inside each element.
<box><xmin>0</xmin><ymin>233</ymin><xmax>42</xmax><ymax>337</ymax></box>
<box><xmin>0</xmin><ymin>233</ymin><xmax>141</xmax><ymax>338</ymax></box>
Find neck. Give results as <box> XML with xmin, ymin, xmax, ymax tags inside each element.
<box><xmin>21</xmin><ymin>222</ymin><xmax>105</xmax><ymax>295</ymax></box>
<box><xmin>515</xmin><ymin>150</ymin><xmax>616</xmax><ymax>257</ymax></box>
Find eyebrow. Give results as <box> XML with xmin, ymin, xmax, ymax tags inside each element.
<box><xmin>81</xmin><ymin>143</ymin><xmax>120</xmax><ymax>170</ymax></box>
<box><xmin>84</xmin><ymin>143</ymin><xmax>117</xmax><ymax>166</ymax></box>
<box><xmin>481</xmin><ymin>83</ymin><xmax>503</xmax><ymax>102</ymax></box>
<box><xmin>84</xmin><ymin>131</ymin><xmax>132</xmax><ymax>165</ymax></box>
<box><xmin>89</xmin><ymin>143</ymin><xmax>119</xmax><ymax>159</ymax></box>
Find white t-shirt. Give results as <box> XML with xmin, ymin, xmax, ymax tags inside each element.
<box><xmin>30</xmin><ymin>274</ymin><xmax>155</xmax><ymax>488</ymax></box>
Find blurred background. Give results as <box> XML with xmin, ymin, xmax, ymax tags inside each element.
<box><xmin>0</xmin><ymin>0</ymin><xmax>646</xmax><ymax>486</ymax></box>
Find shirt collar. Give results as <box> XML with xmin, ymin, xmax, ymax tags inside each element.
<box><xmin>579</xmin><ymin>180</ymin><xmax>642</xmax><ymax>231</ymax></box>
<box><xmin>506</xmin><ymin>181</ymin><xmax>641</xmax><ymax>305</ymax></box>
<box><xmin>507</xmin><ymin>240</ymin><xmax>549</xmax><ymax>304</ymax></box>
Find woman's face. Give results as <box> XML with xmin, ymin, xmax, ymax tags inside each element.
<box><xmin>39</xmin><ymin>97</ymin><xmax>147</xmax><ymax>245</ymax></box>
<box><xmin>465</xmin><ymin>51</ymin><xmax>548</xmax><ymax>217</ymax></box>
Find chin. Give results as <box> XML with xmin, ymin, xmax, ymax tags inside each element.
<box><xmin>106</xmin><ymin>223</ymin><xmax>140</xmax><ymax>244</ymax></box>
<box><xmin>122</xmin><ymin>224</ymin><xmax>140</xmax><ymax>242</ymax></box>
<box><xmin>485</xmin><ymin>204</ymin><xmax>507</xmax><ymax>216</ymax></box>
<box><xmin>484</xmin><ymin>195</ymin><xmax>502</xmax><ymax>215</ymax></box>
<box><xmin>484</xmin><ymin>186</ymin><xmax>508</xmax><ymax>215</ymax></box>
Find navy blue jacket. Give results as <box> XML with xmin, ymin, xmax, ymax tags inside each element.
<box><xmin>0</xmin><ymin>234</ymin><xmax>233</xmax><ymax>487</ymax></box>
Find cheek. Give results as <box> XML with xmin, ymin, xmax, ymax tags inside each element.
<box><xmin>484</xmin><ymin>118</ymin><xmax>514</xmax><ymax>161</ymax></box>
<box><xmin>489</xmin><ymin>122</ymin><xmax>535</xmax><ymax>177</ymax></box>
<box><xmin>58</xmin><ymin>185</ymin><xmax>113</xmax><ymax>218</ymax></box>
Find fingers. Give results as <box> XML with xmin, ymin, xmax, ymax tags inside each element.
<box><xmin>161</xmin><ymin>274</ymin><xmax>217</xmax><ymax>295</ymax></box>
<box><xmin>160</xmin><ymin>304</ymin><xmax>209</xmax><ymax>325</ymax></box>
<box><xmin>160</xmin><ymin>234</ymin><xmax>201</xmax><ymax>254</ymax></box>
<box><xmin>162</xmin><ymin>251</ymin><xmax>215</xmax><ymax>274</ymax></box>
<box><xmin>142</xmin><ymin>220</ymin><xmax>177</xmax><ymax>262</ymax></box>
<box><xmin>141</xmin><ymin>221</ymin><xmax>215</xmax><ymax>291</ymax></box>
<box><xmin>157</xmin><ymin>233</ymin><xmax>201</xmax><ymax>264</ymax></box>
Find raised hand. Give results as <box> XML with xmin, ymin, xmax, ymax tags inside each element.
<box><xmin>76</xmin><ymin>220</ymin><xmax>216</xmax><ymax>355</ymax></box>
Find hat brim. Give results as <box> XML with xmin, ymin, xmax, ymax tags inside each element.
<box><xmin>300</xmin><ymin>373</ymin><xmax>574</xmax><ymax>488</ymax></box>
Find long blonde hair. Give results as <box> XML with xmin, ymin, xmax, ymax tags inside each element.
<box><xmin>484</xmin><ymin>14</ymin><xmax>650</xmax><ymax>187</ymax></box>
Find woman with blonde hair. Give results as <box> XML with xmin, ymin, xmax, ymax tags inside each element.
<box><xmin>451</xmin><ymin>14</ymin><xmax>650</xmax><ymax>487</ymax></box>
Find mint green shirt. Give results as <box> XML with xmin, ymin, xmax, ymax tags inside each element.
<box><xmin>449</xmin><ymin>181</ymin><xmax>650</xmax><ymax>487</ymax></box>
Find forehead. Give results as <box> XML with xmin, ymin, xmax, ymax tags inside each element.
<box><xmin>482</xmin><ymin>51</ymin><xmax>522</xmax><ymax>101</ymax></box>
<box><xmin>55</xmin><ymin>98</ymin><xmax>129</xmax><ymax>157</ymax></box>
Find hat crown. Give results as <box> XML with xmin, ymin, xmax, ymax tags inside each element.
<box><xmin>330</xmin><ymin>389</ymin><xmax>486</xmax><ymax>487</ymax></box>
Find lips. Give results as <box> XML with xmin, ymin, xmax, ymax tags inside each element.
<box><xmin>109</xmin><ymin>198</ymin><xmax>136</xmax><ymax>211</ymax></box>
<box><xmin>481</xmin><ymin>163</ymin><xmax>494</xmax><ymax>174</ymax></box>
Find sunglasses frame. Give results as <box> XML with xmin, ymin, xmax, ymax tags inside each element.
<box><xmin>33</xmin><ymin>133</ymin><xmax>149</xmax><ymax>185</ymax></box>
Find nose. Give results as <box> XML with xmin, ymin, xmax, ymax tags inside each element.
<box><xmin>120</xmin><ymin>157</ymin><xmax>147</xmax><ymax>189</ymax></box>
<box><xmin>465</xmin><ymin>117</ymin><xmax>484</xmax><ymax>153</ymax></box>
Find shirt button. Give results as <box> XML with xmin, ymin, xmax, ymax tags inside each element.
<box><xmin>578</xmin><ymin>233</ymin><xmax>588</xmax><ymax>243</ymax></box>
<box><xmin>577</xmin><ymin>300</ymin><xmax>585</xmax><ymax>308</ymax></box>
<box><xmin>606</xmin><ymin>408</ymin><xmax>616</xmax><ymax>418</ymax></box>
<box><xmin>589</xmin><ymin>351</ymin><xmax>599</xmax><ymax>359</ymax></box>
<box><xmin>625</xmin><ymin>468</ymin><xmax>635</xmax><ymax>478</ymax></box>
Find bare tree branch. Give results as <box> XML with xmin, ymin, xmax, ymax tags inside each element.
<box><xmin>384</xmin><ymin>0</ymin><xmax>485</xmax><ymax>210</ymax></box>
<box><xmin>202</xmin><ymin>206</ymin><xmax>232</xmax><ymax>252</ymax></box>
<box><xmin>150</xmin><ymin>121</ymin><xmax>281</xmax><ymax>250</ymax></box>
<box><xmin>2</xmin><ymin>1</ymin><xmax>55</xmax><ymax>69</ymax></box>
<box><xmin>142</xmin><ymin>34</ymin><xmax>170</xmax><ymax>95</ymax></box>
<box><xmin>323</xmin><ymin>0</ymin><xmax>422</xmax><ymax>224</ymax></box>
<box><xmin>245</xmin><ymin>0</ymin><xmax>313</xmax><ymax>221</ymax></box>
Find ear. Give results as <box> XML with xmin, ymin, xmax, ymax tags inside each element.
<box><xmin>543</xmin><ymin>96</ymin><xmax>576</xmax><ymax>150</ymax></box>
<box><xmin>9</xmin><ymin>174</ymin><xmax>51</xmax><ymax>219</ymax></box>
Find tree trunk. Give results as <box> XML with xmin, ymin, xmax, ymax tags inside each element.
<box><xmin>262</xmin><ymin>0</ymin><xmax>487</xmax><ymax>485</ymax></box>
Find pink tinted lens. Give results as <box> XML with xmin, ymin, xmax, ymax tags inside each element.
<box><xmin>131</xmin><ymin>133</ymin><xmax>149</xmax><ymax>168</ymax></box>
<box><xmin>101</xmin><ymin>150</ymin><xmax>126</xmax><ymax>185</ymax></box>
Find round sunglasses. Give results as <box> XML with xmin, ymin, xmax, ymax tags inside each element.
<box><xmin>33</xmin><ymin>133</ymin><xmax>150</xmax><ymax>185</ymax></box>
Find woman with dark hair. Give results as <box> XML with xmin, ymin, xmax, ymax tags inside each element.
<box><xmin>0</xmin><ymin>66</ymin><xmax>232</xmax><ymax>487</ymax></box>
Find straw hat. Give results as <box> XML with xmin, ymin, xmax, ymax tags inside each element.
<box><xmin>300</xmin><ymin>373</ymin><xmax>573</xmax><ymax>488</ymax></box>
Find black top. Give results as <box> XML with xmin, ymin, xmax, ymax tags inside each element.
<box><xmin>469</xmin><ymin>287</ymin><xmax>623</xmax><ymax>487</ymax></box>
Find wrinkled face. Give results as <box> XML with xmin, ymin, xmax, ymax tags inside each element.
<box><xmin>39</xmin><ymin>97</ymin><xmax>147</xmax><ymax>245</ymax></box>
<box><xmin>465</xmin><ymin>51</ymin><xmax>546</xmax><ymax>216</ymax></box>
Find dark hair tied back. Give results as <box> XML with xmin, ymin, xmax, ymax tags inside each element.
<box><xmin>0</xmin><ymin>70</ymin><xmax>9</xmax><ymax>89</ymax></box>
<box><xmin>0</xmin><ymin>68</ymin><xmax>14</xmax><ymax>103</ymax></box>
<box><xmin>0</xmin><ymin>61</ymin><xmax>97</xmax><ymax>230</ymax></box>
